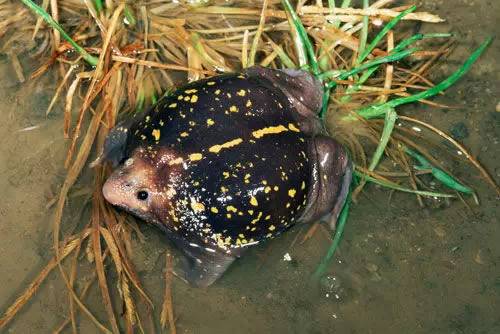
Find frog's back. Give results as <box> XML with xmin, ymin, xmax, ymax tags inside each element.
<box><xmin>128</xmin><ymin>73</ymin><xmax>310</xmax><ymax>251</ymax></box>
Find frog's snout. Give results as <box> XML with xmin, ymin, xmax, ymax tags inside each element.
<box><xmin>102</xmin><ymin>170</ymin><xmax>126</xmax><ymax>207</ymax></box>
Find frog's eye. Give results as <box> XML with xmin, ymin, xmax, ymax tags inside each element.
<box><xmin>136</xmin><ymin>190</ymin><xmax>149</xmax><ymax>201</ymax></box>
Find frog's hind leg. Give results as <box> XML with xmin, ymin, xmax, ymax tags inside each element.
<box><xmin>299</xmin><ymin>135</ymin><xmax>352</xmax><ymax>230</ymax></box>
<box><xmin>170</xmin><ymin>236</ymin><xmax>236</xmax><ymax>287</ymax></box>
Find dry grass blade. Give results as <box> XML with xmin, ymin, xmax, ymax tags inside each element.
<box><xmin>65</xmin><ymin>3</ymin><xmax>124</xmax><ymax>168</ymax></box>
<box><xmin>8</xmin><ymin>51</ymin><xmax>25</xmax><ymax>82</ymax></box>
<box><xmin>53</xmin><ymin>272</ymin><xmax>97</xmax><ymax>334</ymax></box>
<box><xmin>92</xmin><ymin>187</ymin><xmax>120</xmax><ymax>334</ymax></box>
<box><xmin>160</xmin><ymin>253</ymin><xmax>176</xmax><ymax>334</ymax></box>
<box><xmin>46</xmin><ymin>64</ymin><xmax>76</xmax><ymax>115</ymax></box>
<box><xmin>99</xmin><ymin>227</ymin><xmax>137</xmax><ymax>329</ymax></box>
<box><xmin>248</xmin><ymin>0</ymin><xmax>269</xmax><ymax>66</ymax></box>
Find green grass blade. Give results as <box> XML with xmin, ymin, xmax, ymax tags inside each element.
<box><xmin>358</xmin><ymin>37</ymin><xmax>494</xmax><ymax>119</ymax></box>
<box><xmin>281</xmin><ymin>0</ymin><xmax>320</xmax><ymax>76</ymax></box>
<box><xmin>319</xmin><ymin>86</ymin><xmax>331</xmax><ymax>119</ymax></box>
<box><xmin>94</xmin><ymin>0</ymin><xmax>103</xmax><ymax>14</ymax></box>
<box><xmin>274</xmin><ymin>44</ymin><xmax>297</xmax><ymax>69</ymax></box>
<box><xmin>323</xmin><ymin>47</ymin><xmax>419</xmax><ymax>89</ymax></box>
<box><xmin>394</xmin><ymin>33</ymin><xmax>452</xmax><ymax>53</ymax></box>
<box><xmin>405</xmin><ymin>148</ymin><xmax>474</xmax><ymax>194</ymax></box>
<box><xmin>151</xmin><ymin>93</ymin><xmax>158</xmax><ymax>106</ymax></box>
<box><xmin>124</xmin><ymin>5</ymin><xmax>137</xmax><ymax>27</ymax></box>
<box><xmin>368</xmin><ymin>108</ymin><xmax>397</xmax><ymax>171</ymax></box>
<box><xmin>312</xmin><ymin>188</ymin><xmax>352</xmax><ymax>280</ymax></box>
<box><xmin>353</xmin><ymin>170</ymin><xmax>455</xmax><ymax>198</ymax></box>
<box><xmin>135</xmin><ymin>89</ymin><xmax>145</xmax><ymax>113</ymax></box>
<box><xmin>341</xmin><ymin>33</ymin><xmax>451</xmax><ymax>102</ymax></box>
<box><xmin>20</xmin><ymin>0</ymin><xmax>98</xmax><ymax>66</ymax></box>
<box><xmin>318</xmin><ymin>0</ymin><xmax>338</xmax><ymax>70</ymax></box>
<box><xmin>358</xmin><ymin>5</ymin><xmax>416</xmax><ymax>63</ymax></box>
<box><xmin>356</xmin><ymin>0</ymin><xmax>370</xmax><ymax>65</ymax></box>
<box><xmin>330</xmin><ymin>0</ymin><xmax>352</xmax><ymax>28</ymax></box>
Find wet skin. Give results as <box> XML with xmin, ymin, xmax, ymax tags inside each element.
<box><xmin>101</xmin><ymin>66</ymin><xmax>352</xmax><ymax>287</ymax></box>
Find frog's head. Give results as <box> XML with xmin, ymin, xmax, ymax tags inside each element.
<box><xmin>102</xmin><ymin>147</ymin><xmax>181</xmax><ymax>228</ymax></box>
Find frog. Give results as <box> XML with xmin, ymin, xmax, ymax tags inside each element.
<box><xmin>100</xmin><ymin>66</ymin><xmax>352</xmax><ymax>287</ymax></box>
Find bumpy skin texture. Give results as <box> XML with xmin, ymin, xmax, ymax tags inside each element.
<box><xmin>102</xmin><ymin>66</ymin><xmax>352</xmax><ymax>287</ymax></box>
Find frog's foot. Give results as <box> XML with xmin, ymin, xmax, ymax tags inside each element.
<box><xmin>170</xmin><ymin>237</ymin><xmax>237</xmax><ymax>287</ymax></box>
<box><xmin>299</xmin><ymin>135</ymin><xmax>352</xmax><ymax>230</ymax></box>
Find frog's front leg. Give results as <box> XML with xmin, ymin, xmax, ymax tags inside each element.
<box><xmin>300</xmin><ymin>135</ymin><xmax>352</xmax><ymax>230</ymax></box>
<box><xmin>169</xmin><ymin>235</ymin><xmax>237</xmax><ymax>287</ymax></box>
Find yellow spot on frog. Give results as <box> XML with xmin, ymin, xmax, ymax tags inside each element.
<box><xmin>159</xmin><ymin>120</ymin><xmax>164</xmax><ymax>126</ymax></box>
<box><xmin>168</xmin><ymin>103</ymin><xmax>177</xmax><ymax>108</ymax></box>
<box><xmin>190</xmin><ymin>201</ymin><xmax>205</xmax><ymax>213</ymax></box>
<box><xmin>168</xmin><ymin>157</ymin><xmax>184</xmax><ymax>165</ymax></box>
<box><xmin>140</xmin><ymin>134</ymin><xmax>147</xmax><ymax>140</ymax></box>
<box><xmin>288</xmin><ymin>189</ymin><xmax>297</xmax><ymax>198</ymax></box>
<box><xmin>269</xmin><ymin>225</ymin><xmax>276</xmax><ymax>231</ymax></box>
<box><xmin>265</xmin><ymin>215</ymin><xmax>271</xmax><ymax>220</ymax></box>
<box><xmin>249</xmin><ymin>196</ymin><xmax>258</xmax><ymax>207</ymax></box>
<box><xmin>237</xmin><ymin>89</ymin><xmax>246</xmax><ymax>96</ymax></box>
<box><xmin>189</xmin><ymin>153</ymin><xmax>203</xmax><ymax>161</ymax></box>
<box><xmin>168</xmin><ymin>209</ymin><xmax>179</xmax><ymax>223</ymax></box>
<box><xmin>185</xmin><ymin>89</ymin><xmax>198</xmax><ymax>94</ymax></box>
<box><xmin>226</xmin><ymin>206</ymin><xmax>238</xmax><ymax>213</ymax></box>
<box><xmin>264</xmin><ymin>186</ymin><xmax>271</xmax><ymax>194</ymax></box>
<box><xmin>301</xmin><ymin>181</ymin><xmax>306</xmax><ymax>190</ymax></box>
<box><xmin>214</xmin><ymin>89</ymin><xmax>221</xmax><ymax>95</ymax></box>
<box><xmin>286</xmin><ymin>202</ymin><xmax>291</xmax><ymax>208</ymax></box>
<box><xmin>222</xmin><ymin>171</ymin><xmax>230</xmax><ymax>178</ymax></box>
<box><xmin>209</xmin><ymin>138</ymin><xmax>243</xmax><ymax>153</ymax></box>
<box><xmin>190</xmin><ymin>95</ymin><xmax>198</xmax><ymax>103</ymax></box>
<box><xmin>288</xmin><ymin>123</ymin><xmax>300</xmax><ymax>132</ymax></box>
<box><xmin>180</xmin><ymin>132</ymin><xmax>189</xmax><ymax>137</ymax></box>
<box><xmin>261</xmin><ymin>180</ymin><xmax>268</xmax><ymax>185</ymax></box>
<box><xmin>221</xmin><ymin>186</ymin><xmax>228</xmax><ymax>193</ymax></box>
<box><xmin>177</xmin><ymin>95</ymin><xmax>184</xmax><ymax>100</ymax></box>
<box><xmin>211</xmin><ymin>207</ymin><xmax>219</xmax><ymax>213</ymax></box>
<box><xmin>227</xmin><ymin>93</ymin><xmax>232</xmax><ymax>98</ymax></box>
<box><xmin>251</xmin><ymin>212</ymin><xmax>263</xmax><ymax>224</ymax></box>
<box><xmin>229</xmin><ymin>105</ymin><xmax>238</xmax><ymax>113</ymax></box>
<box><xmin>246</xmin><ymin>99</ymin><xmax>252</xmax><ymax>107</ymax></box>
<box><xmin>226</xmin><ymin>213</ymin><xmax>232</xmax><ymax>219</ymax></box>
<box><xmin>207</xmin><ymin>118</ymin><xmax>215</xmax><ymax>126</ymax></box>
<box><xmin>248</xmin><ymin>210</ymin><xmax>254</xmax><ymax>215</ymax></box>
<box><xmin>273</xmin><ymin>186</ymin><xmax>279</xmax><ymax>191</ymax></box>
<box><xmin>207</xmin><ymin>81</ymin><xmax>216</xmax><ymax>86</ymax></box>
<box><xmin>252</xmin><ymin>125</ymin><xmax>288</xmax><ymax>138</ymax></box>
<box><xmin>184</xmin><ymin>96</ymin><xmax>190</xmax><ymax>101</ymax></box>
<box><xmin>152</xmin><ymin>129</ymin><xmax>161</xmax><ymax>141</ymax></box>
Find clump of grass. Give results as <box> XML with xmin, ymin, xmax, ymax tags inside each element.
<box><xmin>0</xmin><ymin>0</ymin><xmax>497</xmax><ymax>332</ymax></box>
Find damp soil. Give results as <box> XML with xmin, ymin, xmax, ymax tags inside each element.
<box><xmin>0</xmin><ymin>1</ymin><xmax>499</xmax><ymax>333</ymax></box>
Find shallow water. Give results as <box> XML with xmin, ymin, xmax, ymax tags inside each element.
<box><xmin>1</xmin><ymin>1</ymin><xmax>499</xmax><ymax>333</ymax></box>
